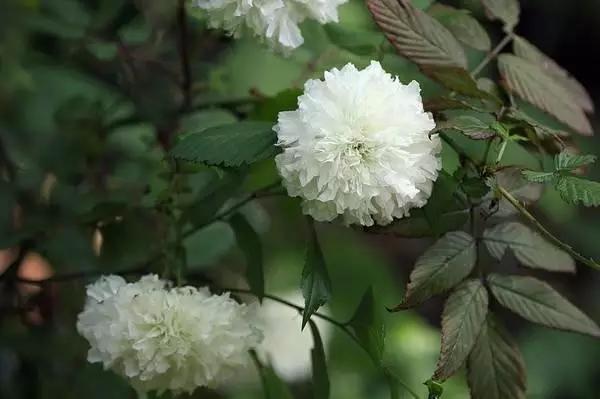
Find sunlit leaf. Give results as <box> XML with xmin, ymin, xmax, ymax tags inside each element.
<box><xmin>487</xmin><ymin>274</ymin><xmax>600</xmax><ymax>338</ymax></box>
<box><xmin>367</xmin><ymin>0</ymin><xmax>467</xmax><ymax>69</ymax></box>
<box><xmin>554</xmin><ymin>151</ymin><xmax>597</xmax><ymax>171</ymax></box>
<box><xmin>498</xmin><ymin>55</ymin><xmax>592</xmax><ymax>135</ymax></box>
<box><xmin>434</xmin><ymin>279</ymin><xmax>489</xmax><ymax>380</ymax></box>
<box><xmin>555</xmin><ymin>176</ymin><xmax>600</xmax><ymax>207</ymax></box>
<box><xmin>483</xmin><ymin>222</ymin><xmax>575</xmax><ymax>273</ymax></box>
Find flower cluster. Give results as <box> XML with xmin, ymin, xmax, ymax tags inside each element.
<box><xmin>195</xmin><ymin>0</ymin><xmax>348</xmax><ymax>51</ymax></box>
<box><xmin>274</xmin><ymin>61</ymin><xmax>441</xmax><ymax>226</ymax></box>
<box><xmin>77</xmin><ymin>275</ymin><xmax>263</xmax><ymax>394</ymax></box>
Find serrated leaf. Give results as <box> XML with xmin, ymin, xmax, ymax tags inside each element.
<box><xmin>171</xmin><ymin>121</ymin><xmax>278</xmax><ymax>167</ymax></box>
<box><xmin>513</xmin><ymin>36</ymin><xmax>594</xmax><ymax>113</ymax></box>
<box><xmin>301</xmin><ymin>224</ymin><xmax>332</xmax><ymax>329</ymax></box>
<box><xmin>434</xmin><ymin>279</ymin><xmax>489</xmax><ymax>381</ymax></box>
<box><xmin>505</xmin><ymin>108</ymin><xmax>569</xmax><ymax>138</ymax></box>
<box><xmin>487</xmin><ymin>274</ymin><xmax>600</xmax><ymax>337</ymax></box>
<box><xmin>467</xmin><ymin>316</ymin><xmax>526</xmax><ymax>399</ymax></box>
<box><xmin>308</xmin><ymin>320</ymin><xmax>330</xmax><ymax>399</ymax></box>
<box><xmin>483</xmin><ymin>168</ymin><xmax>542</xmax><ymax>218</ymax></box>
<box><xmin>554</xmin><ymin>151</ymin><xmax>597</xmax><ymax>171</ymax></box>
<box><xmin>349</xmin><ymin>287</ymin><xmax>385</xmax><ymax>363</ymax></box>
<box><xmin>392</xmin><ymin>231</ymin><xmax>476</xmax><ymax>309</ymax></box>
<box><xmin>521</xmin><ymin>170</ymin><xmax>555</xmax><ymax>184</ymax></box>
<box><xmin>367</xmin><ymin>0</ymin><xmax>467</xmax><ymax>69</ymax></box>
<box><xmin>480</xmin><ymin>0</ymin><xmax>520</xmax><ymax>31</ymax></box>
<box><xmin>230</xmin><ymin>213</ymin><xmax>265</xmax><ymax>301</ymax></box>
<box><xmin>442</xmin><ymin>115</ymin><xmax>496</xmax><ymax>139</ymax></box>
<box><xmin>555</xmin><ymin>175</ymin><xmax>600</xmax><ymax>207</ymax></box>
<box><xmin>429</xmin><ymin>4</ymin><xmax>491</xmax><ymax>51</ymax></box>
<box><xmin>498</xmin><ymin>55</ymin><xmax>592</xmax><ymax>135</ymax></box>
<box><xmin>483</xmin><ymin>222</ymin><xmax>575</xmax><ymax>273</ymax></box>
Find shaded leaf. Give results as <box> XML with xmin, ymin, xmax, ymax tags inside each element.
<box><xmin>441</xmin><ymin>115</ymin><xmax>496</xmax><ymax>139</ymax></box>
<box><xmin>171</xmin><ymin>121</ymin><xmax>278</xmax><ymax>167</ymax></box>
<box><xmin>325</xmin><ymin>24</ymin><xmax>384</xmax><ymax>56</ymax></box>
<box><xmin>505</xmin><ymin>108</ymin><xmax>569</xmax><ymax>138</ymax></box>
<box><xmin>483</xmin><ymin>168</ymin><xmax>542</xmax><ymax>218</ymax></box>
<box><xmin>513</xmin><ymin>36</ymin><xmax>594</xmax><ymax>113</ymax></box>
<box><xmin>367</xmin><ymin>0</ymin><xmax>467</xmax><ymax>68</ymax></box>
<box><xmin>467</xmin><ymin>316</ymin><xmax>526</xmax><ymax>399</ymax></box>
<box><xmin>253</xmin><ymin>353</ymin><xmax>295</xmax><ymax>399</ymax></box>
<box><xmin>301</xmin><ymin>223</ymin><xmax>332</xmax><ymax>329</ymax></box>
<box><xmin>392</xmin><ymin>231</ymin><xmax>476</xmax><ymax>309</ymax></box>
<box><xmin>364</xmin><ymin>207</ymin><xmax>469</xmax><ymax>238</ymax></box>
<box><xmin>429</xmin><ymin>4</ymin><xmax>491</xmax><ymax>51</ymax></box>
<box><xmin>555</xmin><ymin>176</ymin><xmax>600</xmax><ymax>207</ymax></box>
<box><xmin>423</xmin><ymin>172</ymin><xmax>460</xmax><ymax>235</ymax></box>
<box><xmin>250</xmin><ymin>89</ymin><xmax>302</xmax><ymax>122</ymax></box>
<box><xmin>230</xmin><ymin>213</ymin><xmax>265</xmax><ymax>301</ymax></box>
<box><xmin>487</xmin><ymin>274</ymin><xmax>600</xmax><ymax>337</ymax></box>
<box><xmin>480</xmin><ymin>0</ymin><xmax>520</xmax><ymax>31</ymax></box>
<box><xmin>435</xmin><ymin>279</ymin><xmax>489</xmax><ymax>380</ymax></box>
<box><xmin>521</xmin><ymin>170</ymin><xmax>555</xmax><ymax>184</ymax></box>
<box><xmin>308</xmin><ymin>320</ymin><xmax>330</xmax><ymax>399</ymax></box>
<box><xmin>498</xmin><ymin>55</ymin><xmax>592</xmax><ymax>135</ymax></box>
<box><xmin>483</xmin><ymin>222</ymin><xmax>575</xmax><ymax>273</ymax></box>
<box><xmin>349</xmin><ymin>287</ymin><xmax>385</xmax><ymax>363</ymax></box>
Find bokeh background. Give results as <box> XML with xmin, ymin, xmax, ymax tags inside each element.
<box><xmin>0</xmin><ymin>0</ymin><xmax>599</xmax><ymax>398</ymax></box>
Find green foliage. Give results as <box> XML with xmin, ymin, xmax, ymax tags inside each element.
<box><xmin>308</xmin><ymin>320</ymin><xmax>330</xmax><ymax>399</ymax></box>
<box><xmin>230</xmin><ymin>213</ymin><xmax>265</xmax><ymax>300</ymax></box>
<box><xmin>555</xmin><ymin>175</ymin><xmax>600</xmax><ymax>207</ymax></box>
<box><xmin>434</xmin><ymin>280</ymin><xmax>488</xmax><ymax>381</ymax></box>
<box><xmin>429</xmin><ymin>4</ymin><xmax>491</xmax><ymax>51</ymax></box>
<box><xmin>171</xmin><ymin>122</ymin><xmax>278</xmax><ymax>167</ymax></box>
<box><xmin>467</xmin><ymin>316</ymin><xmax>526</xmax><ymax>399</ymax></box>
<box><xmin>393</xmin><ymin>231</ymin><xmax>476</xmax><ymax>309</ymax></box>
<box><xmin>253</xmin><ymin>354</ymin><xmax>295</xmax><ymax>399</ymax></box>
<box><xmin>480</xmin><ymin>0</ymin><xmax>520</xmax><ymax>31</ymax></box>
<box><xmin>349</xmin><ymin>287</ymin><xmax>386</xmax><ymax>364</ymax></box>
<box><xmin>483</xmin><ymin>222</ymin><xmax>575</xmax><ymax>273</ymax></box>
<box><xmin>487</xmin><ymin>274</ymin><xmax>600</xmax><ymax>338</ymax></box>
<box><xmin>301</xmin><ymin>223</ymin><xmax>332</xmax><ymax>329</ymax></box>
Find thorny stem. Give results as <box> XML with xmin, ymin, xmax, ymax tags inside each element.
<box><xmin>497</xmin><ymin>185</ymin><xmax>600</xmax><ymax>271</ymax></box>
<box><xmin>471</xmin><ymin>34</ymin><xmax>514</xmax><ymax>77</ymax></box>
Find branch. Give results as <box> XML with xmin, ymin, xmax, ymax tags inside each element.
<box><xmin>497</xmin><ymin>185</ymin><xmax>600</xmax><ymax>271</ymax></box>
<box><xmin>177</xmin><ymin>0</ymin><xmax>192</xmax><ymax>111</ymax></box>
<box><xmin>472</xmin><ymin>33</ymin><xmax>514</xmax><ymax>77</ymax></box>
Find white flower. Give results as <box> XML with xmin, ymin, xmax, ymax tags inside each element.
<box><xmin>256</xmin><ymin>292</ymin><xmax>331</xmax><ymax>381</ymax></box>
<box><xmin>274</xmin><ymin>61</ymin><xmax>441</xmax><ymax>226</ymax></box>
<box><xmin>195</xmin><ymin>0</ymin><xmax>348</xmax><ymax>51</ymax></box>
<box><xmin>77</xmin><ymin>274</ymin><xmax>263</xmax><ymax>394</ymax></box>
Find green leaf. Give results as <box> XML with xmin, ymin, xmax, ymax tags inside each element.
<box><xmin>555</xmin><ymin>176</ymin><xmax>600</xmax><ymax>207</ymax></box>
<box><xmin>498</xmin><ymin>55</ymin><xmax>592</xmax><ymax>135</ymax></box>
<box><xmin>467</xmin><ymin>316</ymin><xmax>526</xmax><ymax>399</ymax></box>
<box><xmin>178</xmin><ymin>109</ymin><xmax>237</xmax><ymax>134</ymax></box>
<box><xmin>429</xmin><ymin>4</ymin><xmax>491</xmax><ymax>51</ymax></box>
<box><xmin>250</xmin><ymin>89</ymin><xmax>302</xmax><ymax>122</ymax></box>
<box><xmin>349</xmin><ymin>287</ymin><xmax>385</xmax><ymax>364</ymax></box>
<box><xmin>171</xmin><ymin>121</ymin><xmax>278</xmax><ymax>167</ymax></box>
<box><xmin>367</xmin><ymin>0</ymin><xmax>467</xmax><ymax>68</ymax></box>
<box><xmin>308</xmin><ymin>320</ymin><xmax>330</xmax><ymax>399</ymax></box>
<box><xmin>487</xmin><ymin>274</ymin><xmax>600</xmax><ymax>338</ymax></box>
<box><xmin>424</xmin><ymin>379</ymin><xmax>444</xmax><ymax>399</ymax></box>
<box><xmin>521</xmin><ymin>170</ymin><xmax>555</xmax><ymax>184</ymax></box>
<box><xmin>483</xmin><ymin>168</ymin><xmax>542</xmax><ymax>218</ymax></box>
<box><xmin>423</xmin><ymin>172</ymin><xmax>460</xmax><ymax>235</ymax></box>
<box><xmin>325</xmin><ymin>24</ymin><xmax>384</xmax><ymax>56</ymax></box>
<box><xmin>480</xmin><ymin>0</ymin><xmax>520</xmax><ymax>31</ymax></box>
<box><xmin>392</xmin><ymin>231</ymin><xmax>476</xmax><ymax>309</ymax></box>
<box><xmin>441</xmin><ymin>115</ymin><xmax>496</xmax><ymax>139</ymax></box>
<box><xmin>483</xmin><ymin>222</ymin><xmax>575</xmax><ymax>273</ymax></box>
<box><xmin>505</xmin><ymin>108</ymin><xmax>569</xmax><ymax>138</ymax></box>
<box><xmin>554</xmin><ymin>151</ymin><xmax>597</xmax><ymax>171</ymax></box>
<box><xmin>434</xmin><ymin>279</ymin><xmax>489</xmax><ymax>381</ymax></box>
<box><xmin>513</xmin><ymin>35</ymin><xmax>594</xmax><ymax>113</ymax></box>
<box><xmin>301</xmin><ymin>224</ymin><xmax>332</xmax><ymax>329</ymax></box>
<box><xmin>230</xmin><ymin>213</ymin><xmax>265</xmax><ymax>301</ymax></box>
<box><xmin>422</xmin><ymin>67</ymin><xmax>500</xmax><ymax>101</ymax></box>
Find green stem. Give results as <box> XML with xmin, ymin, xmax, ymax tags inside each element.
<box><xmin>497</xmin><ymin>185</ymin><xmax>600</xmax><ymax>271</ymax></box>
<box><xmin>495</xmin><ymin>139</ymin><xmax>508</xmax><ymax>165</ymax></box>
<box><xmin>472</xmin><ymin>34</ymin><xmax>514</xmax><ymax>77</ymax></box>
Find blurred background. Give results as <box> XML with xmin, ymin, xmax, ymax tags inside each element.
<box><xmin>0</xmin><ymin>0</ymin><xmax>599</xmax><ymax>398</ymax></box>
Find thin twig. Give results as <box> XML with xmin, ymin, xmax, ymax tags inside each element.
<box><xmin>497</xmin><ymin>185</ymin><xmax>600</xmax><ymax>271</ymax></box>
<box><xmin>472</xmin><ymin>34</ymin><xmax>514</xmax><ymax>77</ymax></box>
